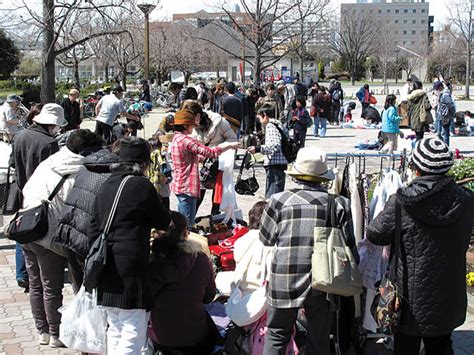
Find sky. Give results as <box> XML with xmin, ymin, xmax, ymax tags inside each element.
<box><xmin>0</xmin><ymin>0</ymin><xmax>451</xmax><ymax>30</ymax></box>
<box><xmin>153</xmin><ymin>0</ymin><xmax>450</xmax><ymax>29</ymax></box>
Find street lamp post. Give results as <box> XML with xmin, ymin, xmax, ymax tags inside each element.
<box><xmin>138</xmin><ymin>3</ymin><xmax>156</xmax><ymax>82</ymax></box>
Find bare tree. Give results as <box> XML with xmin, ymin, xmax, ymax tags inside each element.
<box><xmin>329</xmin><ymin>9</ymin><xmax>378</xmax><ymax>85</ymax></box>
<box><xmin>448</xmin><ymin>0</ymin><xmax>473</xmax><ymax>98</ymax></box>
<box><xmin>195</xmin><ymin>0</ymin><xmax>310</xmax><ymax>81</ymax></box>
<box><xmin>282</xmin><ymin>0</ymin><xmax>331</xmax><ymax>78</ymax></box>
<box><xmin>150</xmin><ymin>22</ymin><xmax>173</xmax><ymax>85</ymax></box>
<box><xmin>15</xmin><ymin>0</ymin><xmax>139</xmax><ymax>103</ymax></box>
<box><xmin>102</xmin><ymin>22</ymin><xmax>142</xmax><ymax>91</ymax></box>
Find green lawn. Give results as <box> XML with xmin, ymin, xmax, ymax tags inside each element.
<box><xmin>0</xmin><ymin>89</ymin><xmax>20</xmax><ymax>100</ymax></box>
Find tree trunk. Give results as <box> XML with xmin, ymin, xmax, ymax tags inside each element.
<box><xmin>184</xmin><ymin>72</ymin><xmax>191</xmax><ymax>86</ymax></box>
<box><xmin>104</xmin><ymin>62</ymin><xmax>109</xmax><ymax>82</ymax></box>
<box><xmin>466</xmin><ymin>40</ymin><xmax>471</xmax><ymax>99</ymax></box>
<box><xmin>299</xmin><ymin>56</ymin><xmax>304</xmax><ymax>81</ymax></box>
<box><xmin>255</xmin><ymin>53</ymin><xmax>261</xmax><ymax>83</ymax></box>
<box><xmin>121</xmin><ymin>67</ymin><xmax>127</xmax><ymax>91</ymax></box>
<box><xmin>74</xmin><ymin>61</ymin><xmax>80</xmax><ymax>88</ymax></box>
<box><xmin>41</xmin><ymin>0</ymin><xmax>56</xmax><ymax>103</ymax></box>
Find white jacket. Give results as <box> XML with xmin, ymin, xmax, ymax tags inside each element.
<box><xmin>22</xmin><ymin>147</ymin><xmax>86</xmax><ymax>254</ymax></box>
<box><xmin>23</xmin><ymin>146</ymin><xmax>85</xmax><ymax>211</ymax></box>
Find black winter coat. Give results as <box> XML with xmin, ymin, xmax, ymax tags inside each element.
<box><xmin>89</xmin><ymin>169</ymin><xmax>171</xmax><ymax>310</ymax></box>
<box><xmin>367</xmin><ymin>175</ymin><xmax>474</xmax><ymax>336</ymax></box>
<box><xmin>12</xmin><ymin>124</ymin><xmax>59</xmax><ymax>190</ymax></box>
<box><xmin>60</xmin><ymin>98</ymin><xmax>81</xmax><ymax>131</ymax></box>
<box><xmin>55</xmin><ymin>149</ymin><xmax>118</xmax><ymax>258</ymax></box>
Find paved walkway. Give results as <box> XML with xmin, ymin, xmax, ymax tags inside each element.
<box><xmin>0</xmin><ymin>110</ymin><xmax>473</xmax><ymax>354</ymax></box>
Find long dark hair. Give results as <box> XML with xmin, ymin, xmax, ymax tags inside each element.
<box><xmin>26</xmin><ymin>103</ymin><xmax>43</xmax><ymax>126</ymax></box>
<box><xmin>384</xmin><ymin>94</ymin><xmax>397</xmax><ymax>110</ymax></box>
<box><xmin>152</xmin><ymin>211</ymin><xmax>188</xmax><ymax>259</ymax></box>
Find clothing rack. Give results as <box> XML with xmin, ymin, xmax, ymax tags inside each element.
<box><xmin>326</xmin><ymin>151</ymin><xmax>408</xmax><ymax>175</ymax></box>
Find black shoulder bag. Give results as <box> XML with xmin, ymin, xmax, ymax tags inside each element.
<box><xmin>371</xmin><ymin>199</ymin><xmax>402</xmax><ymax>335</ymax></box>
<box><xmin>6</xmin><ymin>175</ymin><xmax>69</xmax><ymax>244</ymax></box>
<box><xmin>235</xmin><ymin>152</ymin><xmax>259</xmax><ymax>195</ymax></box>
<box><xmin>83</xmin><ymin>175</ymin><xmax>131</xmax><ymax>291</ymax></box>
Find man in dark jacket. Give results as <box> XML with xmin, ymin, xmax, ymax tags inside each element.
<box><xmin>60</xmin><ymin>88</ymin><xmax>81</xmax><ymax>131</ymax></box>
<box><xmin>55</xmin><ymin>148</ymin><xmax>119</xmax><ymax>293</ymax></box>
<box><xmin>11</xmin><ymin>103</ymin><xmax>67</xmax><ymax>291</ymax></box>
<box><xmin>221</xmin><ymin>82</ymin><xmax>243</xmax><ymax>134</ymax></box>
<box><xmin>367</xmin><ymin>138</ymin><xmax>474</xmax><ymax>355</ymax></box>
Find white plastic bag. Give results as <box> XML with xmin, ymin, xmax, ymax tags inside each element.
<box><xmin>59</xmin><ymin>286</ymin><xmax>107</xmax><ymax>353</ymax></box>
<box><xmin>218</xmin><ymin>149</ymin><xmax>238</xmax><ymax>224</ymax></box>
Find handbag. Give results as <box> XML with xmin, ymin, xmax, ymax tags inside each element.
<box><xmin>83</xmin><ymin>175</ymin><xmax>131</xmax><ymax>292</ymax></box>
<box><xmin>6</xmin><ymin>175</ymin><xmax>69</xmax><ymax>244</ymax></box>
<box><xmin>369</xmin><ymin>95</ymin><xmax>377</xmax><ymax>105</ymax></box>
<box><xmin>371</xmin><ymin>199</ymin><xmax>402</xmax><ymax>335</ymax></box>
<box><xmin>0</xmin><ymin>166</ymin><xmax>21</xmax><ymax>215</ymax></box>
<box><xmin>200</xmin><ymin>157</ymin><xmax>219</xmax><ymax>190</ymax></box>
<box><xmin>235</xmin><ymin>152</ymin><xmax>259</xmax><ymax>195</ymax></box>
<box><xmin>242</xmin><ymin>134</ymin><xmax>258</xmax><ymax>149</ymax></box>
<box><xmin>311</xmin><ymin>194</ymin><xmax>363</xmax><ymax>296</ymax></box>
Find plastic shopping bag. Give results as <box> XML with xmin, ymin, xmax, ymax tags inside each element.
<box><xmin>59</xmin><ymin>286</ymin><xmax>107</xmax><ymax>353</ymax></box>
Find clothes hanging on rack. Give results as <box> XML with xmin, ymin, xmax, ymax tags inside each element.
<box><xmin>349</xmin><ymin>163</ymin><xmax>364</xmax><ymax>244</ymax></box>
<box><xmin>358</xmin><ymin>169</ymin><xmax>403</xmax><ymax>332</ymax></box>
<box><xmin>328</xmin><ymin>167</ymin><xmax>342</xmax><ymax>195</ymax></box>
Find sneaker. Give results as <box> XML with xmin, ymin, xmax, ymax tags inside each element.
<box><xmin>17</xmin><ymin>279</ymin><xmax>29</xmax><ymax>293</ymax></box>
<box><xmin>38</xmin><ymin>333</ymin><xmax>50</xmax><ymax>345</ymax></box>
<box><xmin>49</xmin><ymin>336</ymin><xmax>64</xmax><ymax>348</ymax></box>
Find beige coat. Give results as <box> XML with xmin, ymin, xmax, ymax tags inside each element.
<box><xmin>192</xmin><ymin>110</ymin><xmax>237</xmax><ymax>147</ymax></box>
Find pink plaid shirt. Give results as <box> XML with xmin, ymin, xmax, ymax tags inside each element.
<box><xmin>171</xmin><ymin>132</ymin><xmax>222</xmax><ymax>198</ymax></box>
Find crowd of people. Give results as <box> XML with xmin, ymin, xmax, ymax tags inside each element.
<box><xmin>0</xmin><ymin>74</ymin><xmax>472</xmax><ymax>355</ymax></box>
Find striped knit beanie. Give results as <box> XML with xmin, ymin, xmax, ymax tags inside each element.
<box><xmin>412</xmin><ymin>138</ymin><xmax>454</xmax><ymax>175</ymax></box>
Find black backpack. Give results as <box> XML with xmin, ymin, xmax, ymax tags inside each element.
<box><xmin>271</xmin><ymin>123</ymin><xmax>299</xmax><ymax>163</ymax></box>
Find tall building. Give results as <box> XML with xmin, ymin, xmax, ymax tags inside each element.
<box><xmin>341</xmin><ymin>0</ymin><xmax>433</xmax><ymax>53</ymax></box>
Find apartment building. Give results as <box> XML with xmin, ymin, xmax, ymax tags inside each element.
<box><xmin>341</xmin><ymin>0</ymin><xmax>434</xmax><ymax>53</ymax></box>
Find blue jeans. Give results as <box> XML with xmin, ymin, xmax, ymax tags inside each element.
<box><xmin>16</xmin><ymin>243</ymin><xmax>28</xmax><ymax>282</ymax></box>
<box><xmin>176</xmin><ymin>193</ymin><xmax>197</xmax><ymax>227</ymax></box>
<box><xmin>441</xmin><ymin>123</ymin><xmax>451</xmax><ymax>146</ymax></box>
<box><xmin>313</xmin><ymin>117</ymin><xmax>327</xmax><ymax>137</ymax></box>
<box><xmin>265</xmin><ymin>166</ymin><xmax>286</xmax><ymax>199</ymax></box>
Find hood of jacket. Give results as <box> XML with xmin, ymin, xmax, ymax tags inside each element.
<box><xmin>153</xmin><ymin>240</ymin><xmax>207</xmax><ymax>284</ymax></box>
<box><xmin>407</xmin><ymin>89</ymin><xmax>426</xmax><ymax>102</ymax></box>
<box><xmin>84</xmin><ymin>148</ymin><xmax>119</xmax><ymax>173</ymax></box>
<box><xmin>46</xmin><ymin>146</ymin><xmax>85</xmax><ymax>176</ymax></box>
<box><xmin>397</xmin><ymin>175</ymin><xmax>465</xmax><ymax>227</ymax></box>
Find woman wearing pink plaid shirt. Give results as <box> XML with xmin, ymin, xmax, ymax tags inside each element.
<box><xmin>171</xmin><ymin>109</ymin><xmax>239</xmax><ymax>226</ymax></box>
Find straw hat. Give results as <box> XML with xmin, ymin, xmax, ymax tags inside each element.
<box><xmin>285</xmin><ymin>147</ymin><xmax>335</xmax><ymax>181</ymax></box>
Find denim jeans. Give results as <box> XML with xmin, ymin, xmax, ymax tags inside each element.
<box><xmin>313</xmin><ymin>117</ymin><xmax>327</xmax><ymax>137</ymax></box>
<box><xmin>441</xmin><ymin>123</ymin><xmax>451</xmax><ymax>146</ymax></box>
<box><xmin>176</xmin><ymin>193</ymin><xmax>197</xmax><ymax>227</ymax></box>
<box><xmin>16</xmin><ymin>243</ymin><xmax>28</xmax><ymax>282</ymax></box>
<box><xmin>265</xmin><ymin>166</ymin><xmax>286</xmax><ymax>199</ymax></box>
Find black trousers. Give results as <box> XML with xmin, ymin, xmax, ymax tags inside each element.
<box><xmin>394</xmin><ymin>332</ymin><xmax>453</xmax><ymax>355</ymax></box>
<box><xmin>94</xmin><ymin>121</ymin><xmax>113</xmax><ymax>145</ymax></box>
<box><xmin>415</xmin><ymin>131</ymin><xmax>425</xmax><ymax>141</ymax></box>
<box><xmin>263</xmin><ymin>293</ymin><xmax>332</xmax><ymax>355</ymax></box>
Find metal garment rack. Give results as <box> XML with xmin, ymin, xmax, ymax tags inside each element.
<box><xmin>326</xmin><ymin>151</ymin><xmax>408</xmax><ymax>175</ymax></box>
